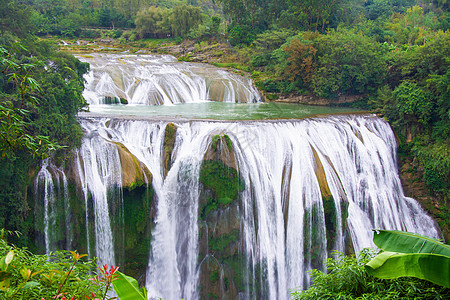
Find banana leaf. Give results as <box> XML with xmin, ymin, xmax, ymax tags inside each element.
<box><xmin>372</xmin><ymin>229</ymin><xmax>450</xmax><ymax>256</ymax></box>
<box><xmin>112</xmin><ymin>271</ymin><xmax>147</xmax><ymax>300</ymax></box>
<box><xmin>365</xmin><ymin>251</ymin><xmax>450</xmax><ymax>288</ymax></box>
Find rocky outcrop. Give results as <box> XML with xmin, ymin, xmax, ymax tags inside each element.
<box><xmin>114</xmin><ymin>141</ymin><xmax>152</xmax><ymax>189</ymax></box>
<box><xmin>312</xmin><ymin>147</ymin><xmax>351</xmax><ymax>255</ymax></box>
<box><xmin>198</xmin><ymin>133</ymin><xmax>245</xmax><ymax>299</ymax></box>
<box><xmin>272</xmin><ymin>94</ymin><xmax>364</xmax><ymax>106</ymax></box>
<box><xmin>163</xmin><ymin>123</ymin><xmax>177</xmax><ymax>178</ymax></box>
<box><xmin>114</xmin><ymin>141</ymin><xmax>154</xmax><ymax>281</ymax></box>
<box><xmin>203</xmin><ymin>134</ymin><xmax>236</xmax><ymax>169</ymax></box>
<box><xmin>399</xmin><ymin>157</ymin><xmax>450</xmax><ymax>243</ymax></box>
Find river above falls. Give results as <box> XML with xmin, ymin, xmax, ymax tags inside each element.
<box><xmin>81</xmin><ymin>102</ymin><xmax>363</xmax><ymax>121</ymax></box>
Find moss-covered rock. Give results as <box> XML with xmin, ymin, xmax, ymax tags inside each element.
<box><xmin>197</xmin><ymin>132</ymin><xmax>247</xmax><ymax>298</ymax></box>
<box><xmin>163</xmin><ymin>123</ymin><xmax>177</xmax><ymax>178</ymax></box>
<box><xmin>199</xmin><ymin>133</ymin><xmax>244</xmax><ymax>219</ymax></box>
<box><xmin>199</xmin><ymin>160</ymin><xmax>245</xmax><ymax>219</ymax></box>
<box><xmin>120</xmin><ymin>184</ymin><xmax>154</xmax><ymax>281</ymax></box>
<box><xmin>204</xmin><ymin>134</ymin><xmax>236</xmax><ymax>169</ymax></box>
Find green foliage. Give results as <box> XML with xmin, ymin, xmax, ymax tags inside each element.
<box><xmin>0</xmin><ymin>234</ymin><xmax>104</xmax><ymax>299</ymax></box>
<box><xmin>371</xmin><ymin>230</ymin><xmax>450</xmax><ymax>256</ymax></box>
<box><xmin>367</xmin><ymin>31</ymin><xmax>449</xmax><ymax>206</ymax></box>
<box><xmin>394</xmin><ymin>81</ymin><xmax>433</xmax><ymax>126</ymax></box>
<box><xmin>209</xmin><ymin>230</ymin><xmax>239</xmax><ymax>253</ymax></box>
<box><xmin>311</xmin><ymin>29</ymin><xmax>386</xmax><ymax>98</ymax></box>
<box><xmin>135</xmin><ymin>6</ymin><xmax>171</xmax><ymax>39</ymax></box>
<box><xmin>199</xmin><ymin>160</ymin><xmax>245</xmax><ymax>205</ymax></box>
<box><xmin>228</xmin><ymin>25</ymin><xmax>255</xmax><ymax>46</ymax></box>
<box><xmin>365</xmin><ymin>230</ymin><xmax>450</xmax><ymax>288</ymax></box>
<box><xmin>170</xmin><ymin>4</ymin><xmax>202</xmax><ymax>37</ymax></box>
<box><xmin>0</xmin><ymin>38</ymin><xmax>88</xmax><ymax>240</ymax></box>
<box><xmin>292</xmin><ymin>248</ymin><xmax>450</xmax><ymax>299</ymax></box>
<box><xmin>412</xmin><ymin>141</ymin><xmax>450</xmax><ymax>201</ymax></box>
<box><xmin>0</xmin><ymin>44</ymin><xmax>63</xmax><ymax>158</ymax></box>
<box><xmin>112</xmin><ymin>271</ymin><xmax>147</xmax><ymax>300</ymax></box>
<box><xmin>135</xmin><ymin>4</ymin><xmax>203</xmax><ymax>39</ymax></box>
<box><xmin>0</xmin><ymin>154</ymin><xmax>33</xmax><ymax>246</ymax></box>
<box><xmin>0</xmin><ymin>0</ymin><xmax>34</xmax><ymax>38</ymax></box>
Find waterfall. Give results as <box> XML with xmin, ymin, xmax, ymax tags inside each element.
<box><xmin>64</xmin><ymin>115</ymin><xmax>438</xmax><ymax>300</ymax></box>
<box><xmin>78</xmin><ymin>54</ymin><xmax>261</xmax><ymax>105</ymax></box>
<box><xmin>34</xmin><ymin>160</ymin><xmax>72</xmax><ymax>255</ymax></box>
<box><xmin>32</xmin><ymin>52</ymin><xmax>441</xmax><ymax>299</ymax></box>
<box><xmin>75</xmin><ymin>119</ymin><xmax>120</xmax><ymax>267</ymax></box>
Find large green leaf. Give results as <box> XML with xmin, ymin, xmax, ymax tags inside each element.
<box><xmin>373</xmin><ymin>229</ymin><xmax>450</xmax><ymax>256</ymax></box>
<box><xmin>365</xmin><ymin>251</ymin><xmax>450</xmax><ymax>288</ymax></box>
<box><xmin>112</xmin><ymin>271</ymin><xmax>146</xmax><ymax>300</ymax></box>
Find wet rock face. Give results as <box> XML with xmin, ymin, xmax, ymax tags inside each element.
<box><xmin>199</xmin><ymin>134</ymin><xmax>244</xmax><ymax>219</ymax></box>
<box><xmin>163</xmin><ymin>123</ymin><xmax>177</xmax><ymax>179</ymax></box>
<box><xmin>113</xmin><ymin>142</ymin><xmax>155</xmax><ymax>280</ymax></box>
<box><xmin>204</xmin><ymin>134</ymin><xmax>236</xmax><ymax>169</ymax></box>
<box><xmin>198</xmin><ymin>133</ymin><xmax>246</xmax><ymax>299</ymax></box>
<box><xmin>311</xmin><ymin>147</ymin><xmax>351</xmax><ymax>256</ymax></box>
<box><xmin>114</xmin><ymin>141</ymin><xmax>152</xmax><ymax>190</ymax></box>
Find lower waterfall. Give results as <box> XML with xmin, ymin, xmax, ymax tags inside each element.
<box><xmin>36</xmin><ymin>114</ymin><xmax>440</xmax><ymax>299</ymax></box>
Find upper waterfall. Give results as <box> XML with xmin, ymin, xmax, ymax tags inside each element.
<box><xmin>77</xmin><ymin>53</ymin><xmax>261</xmax><ymax>105</ymax></box>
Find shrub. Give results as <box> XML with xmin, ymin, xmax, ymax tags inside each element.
<box><xmin>0</xmin><ymin>230</ymin><xmax>104</xmax><ymax>299</ymax></box>
<box><xmin>292</xmin><ymin>249</ymin><xmax>450</xmax><ymax>299</ymax></box>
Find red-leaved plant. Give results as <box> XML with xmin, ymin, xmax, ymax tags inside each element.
<box><xmin>87</xmin><ymin>264</ymin><xmax>119</xmax><ymax>300</ymax></box>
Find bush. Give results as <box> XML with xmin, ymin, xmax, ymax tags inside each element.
<box><xmin>412</xmin><ymin>141</ymin><xmax>450</xmax><ymax>201</ymax></box>
<box><xmin>311</xmin><ymin>29</ymin><xmax>386</xmax><ymax>98</ymax></box>
<box><xmin>80</xmin><ymin>29</ymin><xmax>102</xmax><ymax>39</ymax></box>
<box><xmin>292</xmin><ymin>249</ymin><xmax>450</xmax><ymax>299</ymax></box>
<box><xmin>228</xmin><ymin>25</ymin><xmax>255</xmax><ymax>46</ymax></box>
<box><xmin>0</xmin><ymin>230</ymin><xmax>104</xmax><ymax>299</ymax></box>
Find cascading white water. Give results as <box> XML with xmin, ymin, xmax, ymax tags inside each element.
<box><xmin>59</xmin><ymin>166</ymin><xmax>73</xmax><ymax>250</ymax></box>
<box><xmin>75</xmin><ymin>119</ymin><xmax>120</xmax><ymax>267</ymax></box>
<box><xmin>72</xmin><ymin>115</ymin><xmax>439</xmax><ymax>300</ymax></box>
<box><xmin>35</xmin><ymin>161</ymin><xmax>72</xmax><ymax>255</ymax></box>
<box><xmin>78</xmin><ymin>53</ymin><xmax>261</xmax><ymax>105</ymax></box>
<box><xmin>35</xmin><ymin>160</ymin><xmax>56</xmax><ymax>256</ymax></box>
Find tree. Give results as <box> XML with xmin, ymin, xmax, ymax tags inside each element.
<box><xmin>283</xmin><ymin>37</ymin><xmax>317</xmax><ymax>87</ymax></box>
<box><xmin>0</xmin><ymin>44</ymin><xmax>60</xmax><ymax>158</ymax></box>
<box><xmin>170</xmin><ymin>4</ymin><xmax>201</xmax><ymax>37</ymax></box>
<box><xmin>135</xmin><ymin>6</ymin><xmax>171</xmax><ymax>38</ymax></box>
<box><xmin>311</xmin><ymin>29</ymin><xmax>386</xmax><ymax>98</ymax></box>
<box><xmin>394</xmin><ymin>81</ymin><xmax>434</xmax><ymax>126</ymax></box>
<box><xmin>0</xmin><ymin>0</ymin><xmax>35</xmax><ymax>37</ymax></box>
<box><xmin>0</xmin><ymin>40</ymin><xmax>88</xmax><ymax>239</ymax></box>
<box><xmin>287</xmin><ymin>0</ymin><xmax>342</xmax><ymax>32</ymax></box>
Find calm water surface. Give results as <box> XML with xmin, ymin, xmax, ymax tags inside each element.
<box><xmin>82</xmin><ymin>102</ymin><xmax>364</xmax><ymax>121</ymax></box>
